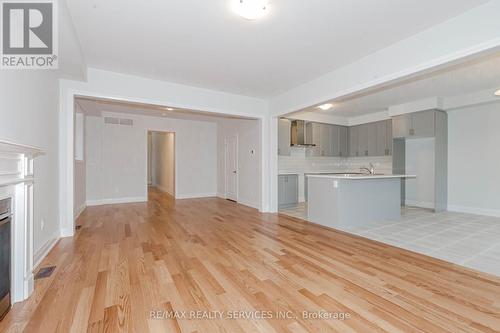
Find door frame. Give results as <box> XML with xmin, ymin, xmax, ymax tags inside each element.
<box><xmin>225</xmin><ymin>135</ymin><xmax>238</xmax><ymax>202</ymax></box>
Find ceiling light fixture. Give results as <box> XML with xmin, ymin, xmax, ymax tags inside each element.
<box><xmin>164</xmin><ymin>107</ymin><xmax>174</xmax><ymax>111</ymax></box>
<box><xmin>232</xmin><ymin>0</ymin><xmax>269</xmax><ymax>20</ymax></box>
<box><xmin>317</xmin><ymin>103</ymin><xmax>333</xmax><ymax>111</ymax></box>
<box><xmin>495</xmin><ymin>89</ymin><xmax>500</xmax><ymax>96</ymax></box>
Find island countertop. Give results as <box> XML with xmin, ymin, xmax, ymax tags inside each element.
<box><xmin>306</xmin><ymin>174</ymin><xmax>416</xmax><ymax>180</ymax></box>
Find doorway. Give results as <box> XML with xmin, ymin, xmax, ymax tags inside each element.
<box><xmin>148</xmin><ymin>131</ymin><xmax>176</xmax><ymax>197</ymax></box>
<box><xmin>225</xmin><ymin>135</ymin><xmax>238</xmax><ymax>201</ymax></box>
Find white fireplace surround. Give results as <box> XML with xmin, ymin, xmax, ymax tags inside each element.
<box><xmin>0</xmin><ymin>140</ymin><xmax>43</xmax><ymax>303</ymax></box>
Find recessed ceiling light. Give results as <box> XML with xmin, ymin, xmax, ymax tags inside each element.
<box><xmin>232</xmin><ymin>0</ymin><xmax>269</xmax><ymax>20</ymax></box>
<box><xmin>495</xmin><ymin>89</ymin><xmax>500</xmax><ymax>96</ymax></box>
<box><xmin>317</xmin><ymin>103</ymin><xmax>333</xmax><ymax>111</ymax></box>
<box><xmin>164</xmin><ymin>107</ymin><xmax>174</xmax><ymax>111</ymax></box>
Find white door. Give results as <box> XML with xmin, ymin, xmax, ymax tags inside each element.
<box><xmin>225</xmin><ymin>136</ymin><xmax>238</xmax><ymax>201</ymax></box>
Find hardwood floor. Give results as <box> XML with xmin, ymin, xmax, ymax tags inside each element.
<box><xmin>1</xmin><ymin>188</ymin><xmax>500</xmax><ymax>333</ymax></box>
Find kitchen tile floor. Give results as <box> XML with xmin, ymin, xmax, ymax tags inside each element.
<box><xmin>279</xmin><ymin>204</ymin><xmax>500</xmax><ymax>277</ymax></box>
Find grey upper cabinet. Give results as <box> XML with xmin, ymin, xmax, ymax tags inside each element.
<box><xmin>357</xmin><ymin>124</ymin><xmax>368</xmax><ymax>157</ymax></box>
<box><xmin>278</xmin><ymin>118</ymin><xmax>291</xmax><ymax>156</ymax></box>
<box><xmin>411</xmin><ymin>110</ymin><xmax>435</xmax><ymax>137</ymax></box>
<box><xmin>347</xmin><ymin>120</ymin><xmax>392</xmax><ymax>157</ymax></box>
<box><xmin>339</xmin><ymin>126</ymin><xmax>348</xmax><ymax>157</ymax></box>
<box><xmin>330</xmin><ymin>125</ymin><xmax>340</xmax><ymax>157</ymax></box>
<box><xmin>392</xmin><ymin>110</ymin><xmax>435</xmax><ymax>139</ymax></box>
<box><xmin>307</xmin><ymin>123</ymin><xmax>346</xmax><ymax>157</ymax></box>
<box><xmin>357</xmin><ymin>123</ymin><xmax>377</xmax><ymax>156</ymax></box>
<box><xmin>349</xmin><ymin>126</ymin><xmax>359</xmax><ymax>157</ymax></box>
<box><xmin>306</xmin><ymin>122</ymin><xmax>322</xmax><ymax>156</ymax></box>
<box><xmin>366</xmin><ymin>123</ymin><xmax>377</xmax><ymax>156</ymax></box>
<box><xmin>320</xmin><ymin>124</ymin><xmax>333</xmax><ymax>157</ymax></box>
<box><xmin>375</xmin><ymin>119</ymin><xmax>393</xmax><ymax>156</ymax></box>
<box><xmin>392</xmin><ymin>114</ymin><xmax>411</xmax><ymax>138</ymax></box>
<box><xmin>385</xmin><ymin>119</ymin><xmax>393</xmax><ymax>155</ymax></box>
<box><xmin>375</xmin><ymin>121</ymin><xmax>387</xmax><ymax>156</ymax></box>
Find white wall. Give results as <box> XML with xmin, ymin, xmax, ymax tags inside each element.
<box><xmin>0</xmin><ymin>71</ymin><xmax>60</xmax><ymax>257</ymax></box>
<box><xmin>86</xmin><ymin>112</ymin><xmax>217</xmax><ymax>204</ymax></box>
<box><xmin>151</xmin><ymin>132</ymin><xmax>175</xmax><ymax>196</ymax></box>
<box><xmin>217</xmin><ymin>118</ymin><xmax>262</xmax><ymax>209</ymax></box>
<box><xmin>448</xmin><ymin>102</ymin><xmax>500</xmax><ymax>216</ymax></box>
<box><xmin>405</xmin><ymin>138</ymin><xmax>435</xmax><ymax>209</ymax></box>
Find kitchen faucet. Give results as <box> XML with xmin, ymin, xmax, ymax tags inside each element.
<box><xmin>360</xmin><ymin>163</ymin><xmax>375</xmax><ymax>175</ymax></box>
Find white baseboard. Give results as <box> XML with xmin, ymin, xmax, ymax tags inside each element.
<box><xmin>216</xmin><ymin>192</ymin><xmax>226</xmax><ymax>199</ymax></box>
<box><xmin>236</xmin><ymin>197</ymin><xmax>260</xmax><ymax>210</ymax></box>
<box><xmin>74</xmin><ymin>203</ymin><xmax>86</xmax><ymax>220</ymax></box>
<box><xmin>405</xmin><ymin>200</ymin><xmax>434</xmax><ymax>209</ymax></box>
<box><xmin>175</xmin><ymin>193</ymin><xmax>217</xmax><ymax>199</ymax></box>
<box><xmin>448</xmin><ymin>205</ymin><xmax>500</xmax><ymax>218</ymax></box>
<box><xmin>60</xmin><ymin>227</ymin><xmax>74</xmax><ymax>238</ymax></box>
<box><xmin>34</xmin><ymin>236</ymin><xmax>60</xmax><ymax>269</ymax></box>
<box><xmin>86</xmin><ymin>196</ymin><xmax>148</xmax><ymax>206</ymax></box>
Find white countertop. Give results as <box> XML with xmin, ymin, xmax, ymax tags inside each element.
<box><xmin>307</xmin><ymin>174</ymin><xmax>416</xmax><ymax>180</ymax></box>
<box><xmin>279</xmin><ymin>170</ymin><xmax>354</xmax><ymax>175</ymax></box>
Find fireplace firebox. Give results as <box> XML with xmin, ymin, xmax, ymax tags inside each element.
<box><xmin>0</xmin><ymin>197</ymin><xmax>11</xmax><ymax>320</ymax></box>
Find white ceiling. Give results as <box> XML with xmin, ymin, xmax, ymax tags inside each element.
<box><xmin>76</xmin><ymin>97</ymin><xmax>257</xmax><ymax>122</ymax></box>
<box><xmin>296</xmin><ymin>53</ymin><xmax>500</xmax><ymax>117</ymax></box>
<box><xmin>66</xmin><ymin>0</ymin><xmax>489</xmax><ymax>98</ymax></box>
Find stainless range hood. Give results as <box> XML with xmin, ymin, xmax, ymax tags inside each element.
<box><xmin>290</xmin><ymin>120</ymin><xmax>316</xmax><ymax>147</ymax></box>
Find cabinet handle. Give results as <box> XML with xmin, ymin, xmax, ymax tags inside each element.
<box><xmin>409</xmin><ymin>129</ymin><xmax>415</xmax><ymax>136</ymax></box>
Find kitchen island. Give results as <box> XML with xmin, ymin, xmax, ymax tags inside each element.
<box><xmin>307</xmin><ymin>174</ymin><xmax>415</xmax><ymax>230</ymax></box>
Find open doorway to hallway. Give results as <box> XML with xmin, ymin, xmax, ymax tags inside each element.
<box><xmin>224</xmin><ymin>135</ymin><xmax>238</xmax><ymax>202</ymax></box>
<box><xmin>148</xmin><ymin>131</ymin><xmax>175</xmax><ymax>197</ymax></box>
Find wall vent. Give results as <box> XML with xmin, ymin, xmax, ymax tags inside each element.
<box><xmin>104</xmin><ymin>117</ymin><xmax>133</xmax><ymax>126</ymax></box>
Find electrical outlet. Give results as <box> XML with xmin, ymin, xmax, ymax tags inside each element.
<box><xmin>40</xmin><ymin>219</ymin><xmax>45</xmax><ymax>230</ymax></box>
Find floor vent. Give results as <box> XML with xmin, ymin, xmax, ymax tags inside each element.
<box><xmin>35</xmin><ymin>266</ymin><xmax>56</xmax><ymax>280</ymax></box>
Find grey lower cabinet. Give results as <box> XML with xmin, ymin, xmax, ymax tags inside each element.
<box><xmin>278</xmin><ymin>118</ymin><xmax>291</xmax><ymax>156</ymax></box>
<box><xmin>392</xmin><ymin>110</ymin><xmax>435</xmax><ymax>138</ymax></box>
<box><xmin>278</xmin><ymin>174</ymin><xmax>299</xmax><ymax>208</ymax></box>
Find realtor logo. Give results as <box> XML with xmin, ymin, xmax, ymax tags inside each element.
<box><xmin>1</xmin><ymin>0</ymin><xmax>58</xmax><ymax>69</ymax></box>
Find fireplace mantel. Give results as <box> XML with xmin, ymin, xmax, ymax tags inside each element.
<box><xmin>0</xmin><ymin>139</ymin><xmax>44</xmax><ymax>303</ymax></box>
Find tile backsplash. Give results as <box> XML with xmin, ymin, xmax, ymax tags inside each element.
<box><xmin>279</xmin><ymin>147</ymin><xmax>393</xmax><ymax>174</ymax></box>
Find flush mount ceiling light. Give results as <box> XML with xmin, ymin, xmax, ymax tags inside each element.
<box><xmin>317</xmin><ymin>103</ymin><xmax>334</xmax><ymax>111</ymax></box>
<box><xmin>495</xmin><ymin>89</ymin><xmax>500</xmax><ymax>96</ymax></box>
<box><xmin>232</xmin><ymin>0</ymin><xmax>269</xmax><ymax>20</ymax></box>
<box><xmin>163</xmin><ymin>107</ymin><xmax>174</xmax><ymax>111</ymax></box>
